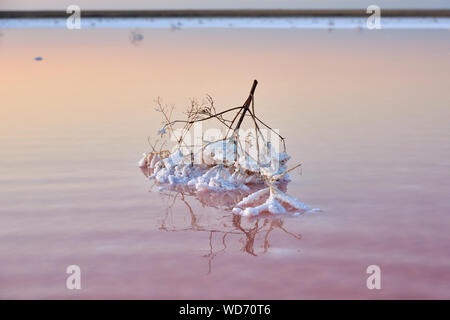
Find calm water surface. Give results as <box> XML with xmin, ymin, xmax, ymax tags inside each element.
<box><xmin>0</xmin><ymin>27</ymin><xmax>449</xmax><ymax>299</ymax></box>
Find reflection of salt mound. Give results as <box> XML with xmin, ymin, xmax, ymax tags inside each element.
<box><xmin>139</xmin><ymin>80</ymin><xmax>316</xmax><ymax>216</ymax></box>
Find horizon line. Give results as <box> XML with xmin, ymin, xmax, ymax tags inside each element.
<box><xmin>1</xmin><ymin>9</ymin><xmax>450</xmax><ymax>19</ymax></box>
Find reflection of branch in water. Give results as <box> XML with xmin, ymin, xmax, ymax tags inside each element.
<box><xmin>158</xmin><ymin>192</ymin><xmax>179</xmax><ymax>231</ymax></box>
<box><xmin>232</xmin><ymin>215</ymin><xmax>260</xmax><ymax>256</ymax></box>
<box><xmin>180</xmin><ymin>193</ymin><xmax>200</xmax><ymax>231</ymax></box>
<box><xmin>202</xmin><ymin>231</ymin><xmax>228</xmax><ymax>275</ymax></box>
<box><xmin>262</xmin><ymin>219</ymin><xmax>302</xmax><ymax>253</ymax></box>
<box><xmin>157</xmin><ymin>191</ymin><xmax>303</xmax><ymax>274</ymax></box>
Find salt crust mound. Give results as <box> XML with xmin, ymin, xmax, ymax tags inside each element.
<box><xmin>139</xmin><ymin>142</ymin><xmax>316</xmax><ymax>216</ymax></box>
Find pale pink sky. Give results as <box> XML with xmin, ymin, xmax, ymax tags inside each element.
<box><xmin>1</xmin><ymin>0</ymin><xmax>449</xmax><ymax>10</ymax></box>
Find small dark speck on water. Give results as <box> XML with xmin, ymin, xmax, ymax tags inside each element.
<box><xmin>34</xmin><ymin>57</ymin><xmax>43</xmax><ymax>61</ymax></box>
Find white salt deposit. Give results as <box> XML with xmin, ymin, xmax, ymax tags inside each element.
<box><xmin>232</xmin><ymin>184</ymin><xmax>311</xmax><ymax>216</ymax></box>
<box><xmin>139</xmin><ymin>143</ymin><xmax>314</xmax><ymax>216</ymax></box>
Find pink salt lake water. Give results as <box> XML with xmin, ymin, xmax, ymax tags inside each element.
<box><xmin>0</xmin><ymin>27</ymin><xmax>449</xmax><ymax>299</ymax></box>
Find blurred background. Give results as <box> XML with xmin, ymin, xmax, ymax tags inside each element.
<box><xmin>1</xmin><ymin>0</ymin><xmax>449</xmax><ymax>300</ymax></box>
<box><xmin>1</xmin><ymin>0</ymin><xmax>450</xmax><ymax>10</ymax></box>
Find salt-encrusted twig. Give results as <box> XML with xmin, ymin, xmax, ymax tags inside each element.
<box><xmin>140</xmin><ymin>80</ymin><xmax>315</xmax><ymax>216</ymax></box>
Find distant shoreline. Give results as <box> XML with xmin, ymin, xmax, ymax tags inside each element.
<box><xmin>1</xmin><ymin>9</ymin><xmax>450</xmax><ymax>19</ymax></box>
